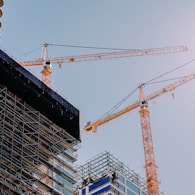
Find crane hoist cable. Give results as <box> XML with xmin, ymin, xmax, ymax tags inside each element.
<box><xmin>98</xmin><ymin>57</ymin><xmax>195</xmax><ymax>121</ymax></box>
<box><xmin>46</xmin><ymin>43</ymin><xmax>149</xmax><ymax>51</ymax></box>
<box><xmin>16</xmin><ymin>45</ymin><xmax>43</xmax><ymax>59</ymax></box>
<box><xmin>145</xmin><ymin>58</ymin><xmax>195</xmax><ymax>85</ymax></box>
<box><xmin>99</xmin><ymin>87</ymin><xmax>138</xmax><ymax>120</ymax></box>
<box><xmin>18</xmin><ymin>43</ymin><xmax>148</xmax><ymax>60</ymax></box>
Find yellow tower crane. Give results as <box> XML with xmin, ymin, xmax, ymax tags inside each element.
<box><xmin>19</xmin><ymin>44</ymin><xmax>187</xmax><ymax>87</ymax></box>
<box><xmin>84</xmin><ymin>72</ymin><xmax>195</xmax><ymax>195</ymax></box>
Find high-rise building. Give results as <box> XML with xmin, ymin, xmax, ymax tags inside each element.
<box><xmin>75</xmin><ymin>151</ymin><xmax>148</xmax><ymax>195</ymax></box>
<box><xmin>0</xmin><ymin>49</ymin><xmax>80</xmax><ymax>194</ymax></box>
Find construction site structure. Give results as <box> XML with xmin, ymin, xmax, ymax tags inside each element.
<box><xmin>19</xmin><ymin>44</ymin><xmax>188</xmax><ymax>87</ymax></box>
<box><xmin>75</xmin><ymin>151</ymin><xmax>154</xmax><ymax>195</ymax></box>
<box><xmin>0</xmin><ymin>49</ymin><xmax>80</xmax><ymax>194</ymax></box>
<box><xmin>84</xmin><ymin>72</ymin><xmax>195</xmax><ymax>195</ymax></box>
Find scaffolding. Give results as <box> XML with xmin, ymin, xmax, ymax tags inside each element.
<box><xmin>0</xmin><ymin>85</ymin><xmax>79</xmax><ymax>194</ymax></box>
<box><xmin>75</xmin><ymin>151</ymin><xmax>147</xmax><ymax>192</ymax></box>
<box><xmin>0</xmin><ymin>49</ymin><xmax>80</xmax><ymax>194</ymax></box>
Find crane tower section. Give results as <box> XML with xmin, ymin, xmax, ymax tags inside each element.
<box><xmin>140</xmin><ymin>102</ymin><xmax>160</xmax><ymax>195</ymax></box>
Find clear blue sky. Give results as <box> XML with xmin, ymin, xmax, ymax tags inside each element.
<box><xmin>1</xmin><ymin>1</ymin><xmax>195</xmax><ymax>194</ymax></box>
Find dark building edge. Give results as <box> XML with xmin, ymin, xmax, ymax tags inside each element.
<box><xmin>0</xmin><ymin>49</ymin><xmax>80</xmax><ymax>140</ymax></box>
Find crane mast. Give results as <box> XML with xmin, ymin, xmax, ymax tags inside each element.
<box><xmin>84</xmin><ymin>72</ymin><xmax>195</xmax><ymax>195</ymax></box>
<box><xmin>139</xmin><ymin>86</ymin><xmax>160</xmax><ymax>195</ymax></box>
<box><xmin>41</xmin><ymin>44</ymin><xmax>52</xmax><ymax>87</ymax></box>
<box><xmin>19</xmin><ymin>45</ymin><xmax>188</xmax><ymax>87</ymax></box>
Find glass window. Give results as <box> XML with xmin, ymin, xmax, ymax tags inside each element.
<box><xmin>82</xmin><ymin>188</ymin><xmax>86</xmax><ymax>195</ymax></box>
<box><xmin>126</xmin><ymin>180</ymin><xmax>140</xmax><ymax>194</ymax></box>
<box><xmin>142</xmin><ymin>192</ymin><xmax>147</xmax><ymax>195</ymax></box>
<box><xmin>127</xmin><ymin>189</ymin><xmax>135</xmax><ymax>195</ymax></box>
<box><xmin>55</xmin><ymin>163</ymin><xmax>73</xmax><ymax>178</ymax></box>
<box><xmin>55</xmin><ymin>174</ymin><xmax>73</xmax><ymax>189</ymax></box>
<box><xmin>54</xmin><ymin>182</ymin><xmax>71</xmax><ymax>195</ymax></box>
<box><xmin>111</xmin><ymin>186</ymin><xmax>124</xmax><ymax>195</ymax></box>
<box><xmin>91</xmin><ymin>185</ymin><xmax>110</xmax><ymax>195</ymax></box>
<box><xmin>118</xmin><ymin>174</ymin><xmax>124</xmax><ymax>183</ymax></box>
<box><xmin>119</xmin><ymin>184</ymin><xmax>125</xmax><ymax>192</ymax></box>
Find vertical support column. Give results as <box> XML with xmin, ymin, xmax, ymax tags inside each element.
<box><xmin>41</xmin><ymin>67</ymin><xmax>51</xmax><ymax>87</ymax></box>
<box><xmin>86</xmin><ymin>185</ymin><xmax>89</xmax><ymax>195</ymax></box>
<box><xmin>41</xmin><ymin>43</ymin><xmax>52</xmax><ymax>87</ymax></box>
<box><xmin>139</xmin><ymin>102</ymin><xmax>160</xmax><ymax>195</ymax></box>
<box><xmin>21</xmin><ymin>102</ymin><xmax>41</xmax><ymax>188</ymax></box>
<box><xmin>0</xmin><ymin>87</ymin><xmax>7</xmax><ymax>184</ymax></box>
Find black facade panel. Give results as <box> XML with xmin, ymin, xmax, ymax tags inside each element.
<box><xmin>0</xmin><ymin>49</ymin><xmax>80</xmax><ymax>140</ymax></box>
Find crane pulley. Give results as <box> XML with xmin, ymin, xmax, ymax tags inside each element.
<box><xmin>19</xmin><ymin>44</ymin><xmax>188</xmax><ymax>87</ymax></box>
<box><xmin>84</xmin><ymin>72</ymin><xmax>195</xmax><ymax>195</ymax></box>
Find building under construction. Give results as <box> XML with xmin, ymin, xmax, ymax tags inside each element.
<box><xmin>75</xmin><ymin>151</ymin><xmax>148</xmax><ymax>195</ymax></box>
<box><xmin>0</xmin><ymin>49</ymin><xmax>80</xmax><ymax>194</ymax></box>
